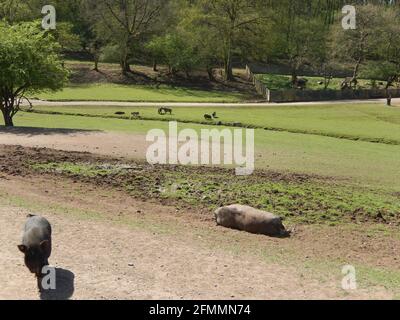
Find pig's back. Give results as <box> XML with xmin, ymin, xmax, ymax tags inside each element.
<box><xmin>22</xmin><ymin>216</ymin><xmax>52</xmax><ymax>246</ymax></box>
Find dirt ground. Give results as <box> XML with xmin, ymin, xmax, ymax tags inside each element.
<box><xmin>0</xmin><ymin>127</ymin><xmax>149</xmax><ymax>160</ymax></box>
<box><xmin>0</xmin><ymin>172</ymin><xmax>395</xmax><ymax>300</ymax></box>
<box><xmin>0</xmin><ymin>130</ymin><xmax>399</xmax><ymax>300</ymax></box>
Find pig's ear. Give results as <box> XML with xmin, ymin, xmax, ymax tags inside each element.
<box><xmin>40</xmin><ymin>240</ymin><xmax>50</xmax><ymax>251</ymax></box>
<box><xmin>18</xmin><ymin>245</ymin><xmax>27</xmax><ymax>253</ymax></box>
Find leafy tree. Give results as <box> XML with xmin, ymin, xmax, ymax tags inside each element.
<box><xmin>0</xmin><ymin>22</ymin><xmax>68</xmax><ymax>126</ymax></box>
<box><xmin>329</xmin><ymin>4</ymin><xmax>382</xmax><ymax>87</ymax></box>
<box><xmin>364</xmin><ymin>6</ymin><xmax>400</xmax><ymax>89</ymax></box>
<box><xmin>0</xmin><ymin>0</ymin><xmax>33</xmax><ymax>23</ymax></box>
<box><xmin>266</xmin><ymin>0</ymin><xmax>330</xmax><ymax>86</ymax></box>
<box><xmin>88</xmin><ymin>0</ymin><xmax>165</xmax><ymax>75</ymax></box>
<box><xmin>178</xmin><ymin>2</ymin><xmax>224</xmax><ymax>81</ymax></box>
<box><xmin>49</xmin><ymin>22</ymin><xmax>81</xmax><ymax>52</ymax></box>
<box><xmin>147</xmin><ymin>33</ymin><xmax>201</xmax><ymax>77</ymax></box>
<box><xmin>195</xmin><ymin>0</ymin><xmax>264</xmax><ymax>81</ymax></box>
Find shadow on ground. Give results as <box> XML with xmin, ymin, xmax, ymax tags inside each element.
<box><xmin>40</xmin><ymin>268</ymin><xmax>75</xmax><ymax>300</ymax></box>
<box><xmin>0</xmin><ymin>126</ymin><xmax>101</xmax><ymax>137</ymax></box>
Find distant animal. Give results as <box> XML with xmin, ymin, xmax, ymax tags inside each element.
<box><xmin>18</xmin><ymin>215</ymin><xmax>52</xmax><ymax>290</ymax></box>
<box><xmin>318</xmin><ymin>81</ymin><xmax>324</xmax><ymax>85</ymax></box>
<box><xmin>212</xmin><ymin>112</ymin><xmax>218</xmax><ymax>119</ymax></box>
<box><xmin>294</xmin><ymin>77</ymin><xmax>308</xmax><ymax>90</ymax></box>
<box><xmin>131</xmin><ymin>112</ymin><xmax>140</xmax><ymax>119</ymax></box>
<box><xmin>115</xmin><ymin>111</ymin><xmax>125</xmax><ymax>115</ymax></box>
<box><xmin>158</xmin><ymin>107</ymin><xmax>172</xmax><ymax>115</ymax></box>
<box><xmin>215</xmin><ymin>205</ymin><xmax>290</xmax><ymax>237</ymax></box>
<box><xmin>204</xmin><ymin>114</ymin><xmax>213</xmax><ymax>120</ymax></box>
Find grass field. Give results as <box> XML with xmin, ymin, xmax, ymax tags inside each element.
<box><xmin>7</xmin><ymin>107</ymin><xmax>400</xmax><ymax>192</ymax></box>
<box><xmin>2</xmin><ymin>101</ymin><xmax>400</xmax><ymax>226</ymax></box>
<box><xmin>256</xmin><ymin>74</ymin><xmax>379</xmax><ymax>91</ymax></box>
<box><xmin>27</xmin><ymin>103</ymin><xmax>400</xmax><ymax>144</ymax></box>
<box><xmin>35</xmin><ymin>83</ymin><xmax>251</xmax><ymax>102</ymax></box>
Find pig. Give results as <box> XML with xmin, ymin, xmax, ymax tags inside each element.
<box><xmin>215</xmin><ymin>205</ymin><xmax>290</xmax><ymax>238</ymax></box>
<box><xmin>18</xmin><ymin>215</ymin><xmax>52</xmax><ymax>282</ymax></box>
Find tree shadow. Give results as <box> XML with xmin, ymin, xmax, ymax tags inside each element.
<box><xmin>40</xmin><ymin>268</ymin><xmax>75</xmax><ymax>300</ymax></box>
<box><xmin>0</xmin><ymin>126</ymin><xmax>102</xmax><ymax>137</ymax></box>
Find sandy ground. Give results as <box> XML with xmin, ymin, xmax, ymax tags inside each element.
<box><xmin>0</xmin><ymin>128</ymin><xmax>149</xmax><ymax>160</ymax></box>
<box><xmin>0</xmin><ymin>127</ymin><xmax>236</xmax><ymax>162</ymax></box>
<box><xmin>23</xmin><ymin>98</ymin><xmax>399</xmax><ymax>108</ymax></box>
<box><xmin>0</xmin><ymin>173</ymin><xmax>394</xmax><ymax>300</ymax></box>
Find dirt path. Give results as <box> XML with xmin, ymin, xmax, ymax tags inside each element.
<box><xmin>24</xmin><ymin>98</ymin><xmax>396</xmax><ymax>108</ymax></box>
<box><xmin>0</xmin><ymin>172</ymin><xmax>395</xmax><ymax>300</ymax></box>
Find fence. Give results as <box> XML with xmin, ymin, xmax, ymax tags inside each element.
<box><xmin>269</xmin><ymin>88</ymin><xmax>400</xmax><ymax>103</ymax></box>
<box><xmin>245</xmin><ymin>65</ymin><xmax>270</xmax><ymax>100</ymax></box>
<box><xmin>246</xmin><ymin>65</ymin><xmax>400</xmax><ymax>102</ymax></box>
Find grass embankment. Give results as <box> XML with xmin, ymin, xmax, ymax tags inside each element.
<box><xmin>35</xmin><ymin>83</ymin><xmax>251</xmax><ymax>102</ymax></box>
<box><xmin>26</xmin><ymin>103</ymin><xmax>400</xmax><ymax>145</ymax></box>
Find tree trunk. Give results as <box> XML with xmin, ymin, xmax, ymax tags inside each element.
<box><xmin>224</xmin><ymin>53</ymin><xmax>234</xmax><ymax>81</ymax></box>
<box><xmin>223</xmin><ymin>36</ymin><xmax>234</xmax><ymax>81</ymax></box>
<box><xmin>385</xmin><ymin>75</ymin><xmax>396</xmax><ymax>90</ymax></box>
<box><xmin>120</xmin><ymin>41</ymin><xmax>131</xmax><ymax>75</ymax></box>
<box><xmin>351</xmin><ymin>58</ymin><xmax>362</xmax><ymax>88</ymax></box>
<box><xmin>153</xmin><ymin>60</ymin><xmax>158</xmax><ymax>72</ymax></box>
<box><xmin>1</xmin><ymin>109</ymin><xmax>14</xmax><ymax>127</ymax></box>
<box><xmin>121</xmin><ymin>58</ymin><xmax>131</xmax><ymax>74</ymax></box>
<box><xmin>207</xmin><ymin>67</ymin><xmax>215</xmax><ymax>81</ymax></box>
<box><xmin>291</xmin><ymin>68</ymin><xmax>298</xmax><ymax>87</ymax></box>
<box><xmin>93</xmin><ymin>57</ymin><xmax>99</xmax><ymax>72</ymax></box>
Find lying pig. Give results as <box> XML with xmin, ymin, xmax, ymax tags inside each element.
<box><xmin>18</xmin><ymin>215</ymin><xmax>52</xmax><ymax>281</ymax></box>
<box><xmin>215</xmin><ymin>205</ymin><xmax>289</xmax><ymax>237</ymax></box>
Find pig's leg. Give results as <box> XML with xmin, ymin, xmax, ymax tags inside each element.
<box><xmin>37</xmin><ymin>276</ymin><xmax>43</xmax><ymax>293</ymax></box>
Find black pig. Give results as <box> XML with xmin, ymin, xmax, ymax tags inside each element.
<box><xmin>18</xmin><ymin>215</ymin><xmax>52</xmax><ymax>282</ymax></box>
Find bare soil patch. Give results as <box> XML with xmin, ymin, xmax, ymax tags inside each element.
<box><xmin>0</xmin><ymin>173</ymin><xmax>396</xmax><ymax>300</ymax></box>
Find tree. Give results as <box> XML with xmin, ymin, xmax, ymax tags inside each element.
<box><xmin>88</xmin><ymin>0</ymin><xmax>165</xmax><ymax>75</ymax></box>
<box><xmin>195</xmin><ymin>0</ymin><xmax>263</xmax><ymax>81</ymax></box>
<box><xmin>147</xmin><ymin>33</ymin><xmax>201</xmax><ymax>77</ymax></box>
<box><xmin>0</xmin><ymin>0</ymin><xmax>33</xmax><ymax>23</ymax></box>
<box><xmin>178</xmin><ymin>1</ymin><xmax>225</xmax><ymax>81</ymax></box>
<box><xmin>329</xmin><ymin>4</ymin><xmax>382</xmax><ymax>88</ymax></box>
<box><xmin>266</xmin><ymin>0</ymin><xmax>330</xmax><ymax>86</ymax></box>
<box><xmin>364</xmin><ymin>5</ymin><xmax>400</xmax><ymax>89</ymax></box>
<box><xmin>0</xmin><ymin>22</ymin><xmax>68</xmax><ymax>127</ymax></box>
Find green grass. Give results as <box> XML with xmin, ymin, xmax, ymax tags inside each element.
<box><xmin>28</xmin><ymin>161</ymin><xmax>400</xmax><ymax>225</ymax></box>
<box><xmin>256</xmin><ymin>74</ymin><xmax>377</xmax><ymax>91</ymax></box>
<box><xmin>28</xmin><ymin>103</ymin><xmax>400</xmax><ymax>145</ymax></box>
<box><xmin>34</xmin><ymin>83</ymin><xmax>250</xmax><ymax>102</ymax></box>
<box><xmin>7</xmin><ymin>110</ymin><xmax>400</xmax><ymax>190</ymax></box>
